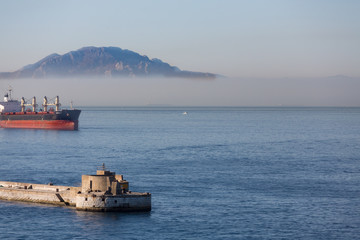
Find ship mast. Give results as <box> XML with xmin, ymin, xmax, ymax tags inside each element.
<box><xmin>20</xmin><ymin>97</ymin><xmax>37</xmax><ymax>112</ymax></box>
<box><xmin>32</xmin><ymin>97</ymin><xmax>37</xmax><ymax>112</ymax></box>
<box><xmin>55</xmin><ymin>96</ymin><xmax>60</xmax><ymax>111</ymax></box>
<box><xmin>21</xmin><ymin>97</ymin><xmax>25</xmax><ymax>112</ymax></box>
<box><xmin>42</xmin><ymin>96</ymin><xmax>61</xmax><ymax>112</ymax></box>
<box><xmin>4</xmin><ymin>85</ymin><xmax>14</xmax><ymax>102</ymax></box>
<box><xmin>8</xmin><ymin>86</ymin><xmax>12</xmax><ymax>101</ymax></box>
<box><xmin>43</xmin><ymin>97</ymin><xmax>48</xmax><ymax>112</ymax></box>
<box><xmin>20</xmin><ymin>95</ymin><xmax>61</xmax><ymax>112</ymax></box>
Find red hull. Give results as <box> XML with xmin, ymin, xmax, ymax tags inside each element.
<box><xmin>0</xmin><ymin>120</ymin><xmax>78</xmax><ymax>130</ymax></box>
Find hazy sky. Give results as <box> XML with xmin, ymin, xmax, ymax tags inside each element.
<box><xmin>1</xmin><ymin>0</ymin><xmax>359</xmax><ymax>78</ymax></box>
<box><xmin>0</xmin><ymin>0</ymin><xmax>360</xmax><ymax>106</ymax></box>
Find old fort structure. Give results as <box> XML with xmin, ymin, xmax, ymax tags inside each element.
<box><xmin>0</xmin><ymin>165</ymin><xmax>151</xmax><ymax>212</ymax></box>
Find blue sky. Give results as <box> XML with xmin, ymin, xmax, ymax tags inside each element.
<box><xmin>1</xmin><ymin>0</ymin><xmax>359</xmax><ymax>78</ymax></box>
<box><xmin>0</xmin><ymin>0</ymin><xmax>360</xmax><ymax>106</ymax></box>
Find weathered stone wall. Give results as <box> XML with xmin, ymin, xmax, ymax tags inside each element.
<box><xmin>81</xmin><ymin>175</ymin><xmax>129</xmax><ymax>194</ymax></box>
<box><xmin>105</xmin><ymin>194</ymin><xmax>151</xmax><ymax>210</ymax></box>
<box><xmin>76</xmin><ymin>193</ymin><xmax>151</xmax><ymax>212</ymax></box>
<box><xmin>0</xmin><ymin>188</ymin><xmax>75</xmax><ymax>206</ymax></box>
<box><xmin>0</xmin><ymin>173</ymin><xmax>150</xmax><ymax>212</ymax></box>
<box><xmin>76</xmin><ymin>194</ymin><xmax>106</xmax><ymax>210</ymax></box>
<box><xmin>81</xmin><ymin>175</ymin><xmax>112</xmax><ymax>192</ymax></box>
<box><xmin>0</xmin><ymin>181</ymin><xmax>71</xmax><ymax>192</ymax></box>
<box><xmin>0</xmin><ymin>181</ymin><xmax>80</xmax><ymax>206</ymax></box>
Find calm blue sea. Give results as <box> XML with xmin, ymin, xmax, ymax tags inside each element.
<box><xmin>0</xmin><ymin>107</ymin><xmax>360</xmax><ymax>239</ymax></box>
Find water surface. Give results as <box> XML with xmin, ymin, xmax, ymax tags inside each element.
<box><xmin>0</xmin><ymin>107</ymin><xmax>359</xmax><ymax>239</ymax></box>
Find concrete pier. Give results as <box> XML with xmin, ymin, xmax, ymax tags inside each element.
<box><xmin>0</xmin><ymin>167</ymin><xmax>151</xmax><ymax>212</ymax></box>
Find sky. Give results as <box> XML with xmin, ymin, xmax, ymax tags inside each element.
<box><xmin>0</xmin><ymin>0</ymin><xmax>360</xmax><ymax>106</ymax></box>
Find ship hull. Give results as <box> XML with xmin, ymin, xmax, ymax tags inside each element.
<box><xmin>0</xmin><ymin>109</ymin><xmax>81</xmax><ymax>130</ymax></box>
<box><xmin>0</xmin><ymin>119</ymin><xmax>78</xmax><ymax>130</ymax></box>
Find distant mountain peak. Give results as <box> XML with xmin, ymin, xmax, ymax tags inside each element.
<box><xmin>0</xmin><ymin>46</ymin><xmax>216</xmax><ymax>79</ymax></box>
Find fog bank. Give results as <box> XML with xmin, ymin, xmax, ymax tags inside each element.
<box><xmin>1</xmin><ymin>76</ymin><xmax>359</xmax><ymax>107</ymax></box>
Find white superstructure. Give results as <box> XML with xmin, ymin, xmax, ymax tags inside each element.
<box><xmin>1</xmin><ymin>88</ymin><xmax>63</xmax><ymax>113</ymax></box>
<box><xmin>0</xmin><ymin>92</ymin><xmax>21</xmax><ymax>113</ymax></box>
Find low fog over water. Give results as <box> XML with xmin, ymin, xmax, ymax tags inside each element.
<box><xmin>1</xmin><ymin>76</ymin><xmax>359</xmax><ymax>107</ymax></box>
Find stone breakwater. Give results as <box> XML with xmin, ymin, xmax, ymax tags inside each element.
<box><xmin>0</xmin><ymin>167</ymin><xmax>151</xmax><ymax>212</ymax></box>
<box><xmin>0</xmin><ymin>181</ymin><xmax>77</xmax><ymax>205</ymax></box>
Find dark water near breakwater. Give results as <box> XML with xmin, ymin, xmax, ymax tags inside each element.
<box><xmin>0</xmin><ymin>107</ymin><xmax>360</xmax><ymax>239</ymax></box>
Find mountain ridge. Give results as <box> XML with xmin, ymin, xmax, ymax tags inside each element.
<box><xmin>0</xmin><ymin>46</ymin><xmax>216</xmax><ymax>79</ymax></box>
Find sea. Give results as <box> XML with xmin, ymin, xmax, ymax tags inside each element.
<box><xmin>0</xmin><ymin>107</ymin><xmax>359</xmax><ymax>240</ymax></box>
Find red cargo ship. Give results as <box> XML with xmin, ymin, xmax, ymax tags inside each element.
<box><xmin>0</xmin><ymin>90</ymin><xmax>81</xmax><ymax>130</ymax></box>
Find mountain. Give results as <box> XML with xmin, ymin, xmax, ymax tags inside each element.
<box><xmin>0</xmin><ymin>47</ymin><xmax>216</xmax><ymax>79</ymax></box>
